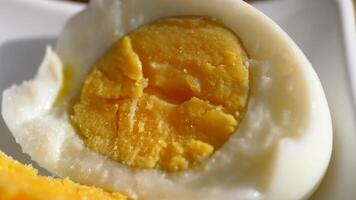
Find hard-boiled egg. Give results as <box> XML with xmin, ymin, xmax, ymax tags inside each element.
<box><xmin>1</xmin><ymin>0</ymin><xmax>332</xmax><ymax>199</ymax></box>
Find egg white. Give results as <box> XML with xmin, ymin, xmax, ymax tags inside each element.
<box><xmin>1</xmin><ymin>0</ymin><xmax>332</xmax><ymax>199</ymax></box>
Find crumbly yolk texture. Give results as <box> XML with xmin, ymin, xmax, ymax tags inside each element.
<box><xmin>0</xmin><ymin>151</ymin><xmax>127</xmax><ymax>200</ymax></box>
<box><xmin>71</xmin><ymin>17</ymin><xmax>249</xmax><ymax>171</ymax></box>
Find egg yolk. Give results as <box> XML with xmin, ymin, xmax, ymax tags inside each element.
<box><xmin>0</xmin><ymin>151</ymin><xmax>127</xmax><ymax>200</ymax></box>
<box><xmin>71</xmin><ymin>17</ymin><xmax>249</xmax><ymax>171</ymax></box>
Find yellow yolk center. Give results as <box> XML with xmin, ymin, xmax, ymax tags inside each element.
<box><xmin>71</xmin><ymin>17</ymin><xmax>249</xmax><ymax>171</ymax></box>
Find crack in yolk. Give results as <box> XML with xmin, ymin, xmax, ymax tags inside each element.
<box><xmin>71</xmin><ymin>17</ymin><xmax>249</xmax><ymax>172</ymax></box>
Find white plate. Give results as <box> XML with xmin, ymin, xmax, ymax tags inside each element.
<box><xmin>0</xmin><ymin>0</ymin><xmax>355</xmax><ymax>199</ymax></box>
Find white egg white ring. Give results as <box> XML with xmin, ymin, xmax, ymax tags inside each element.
<box><xmin>2</xmin><ymin>0</ymin><xmax>332</xmax><ymax>199</ymax></box>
